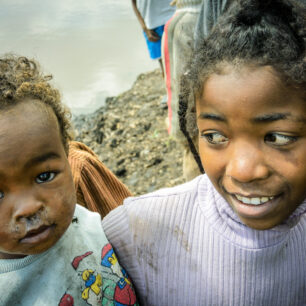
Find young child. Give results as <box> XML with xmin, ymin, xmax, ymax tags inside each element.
<box><xmin>0</xmin><ymin>55</ymin><xmax>138</xmax><ymax>306</ymax></box>
<box><xmin>102</xmin><ymin>0</ymin><xmax>306</xmax><ymax>305</ymax></box>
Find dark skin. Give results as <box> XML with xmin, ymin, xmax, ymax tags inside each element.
<box><xmin>196</xmin><ymin>65</ymin><xmax>306</xmax><ymax>230</ymax></box>
<box><xmin>131</xmin><ymin>0</ymin><xmax>160</xmax><ymax>42</ymax></box>
<box><xmin>0</xmin><ymin>99</ymin><xmax>76</xmax><ymax>259</ymax></box>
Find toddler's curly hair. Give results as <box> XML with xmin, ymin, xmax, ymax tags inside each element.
<box><xmin>0</xmin><ymin>54</ymin><xmax>72</xmax><ymax>152</ymax></box>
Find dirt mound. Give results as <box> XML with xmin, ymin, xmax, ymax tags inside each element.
<box><xmin>72</xmin><ymin>69</ymin><xmax>184</xmax><ymax>196</ymax></box>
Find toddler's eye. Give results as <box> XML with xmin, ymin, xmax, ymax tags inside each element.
<box><xmin>202</xmin><ymin>132</ymin><xmax>228</xmax><ymax>144</ymax></box>
<box><xmin>264</xmin><ymin>133</ymin><xmax>297</xmax><ymax>146</ymax></box>
<box><xmin>36</xmin><ymin>172</ymin><xmax>56</xmax><ymax>184</ymax></box>
<box><xmin>0</xmin><ymin>191</ymin><xmax>4</xmax><ymax>199</ymax></box>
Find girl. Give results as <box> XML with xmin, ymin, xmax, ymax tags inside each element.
<box><xmin>102</xmin><ymin>0</ymin><xmax>306</xmax><ymax>305</ymax></box>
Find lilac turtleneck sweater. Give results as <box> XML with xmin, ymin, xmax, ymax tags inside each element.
<box><xmin>102</xmin><ymin>174</ymin><xmax>306</xmax><ymax>305</ymax></box>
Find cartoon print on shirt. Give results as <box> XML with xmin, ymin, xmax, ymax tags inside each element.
<box><xmin>58</xmin><ymin>244</ymin><xmax>138</xmax><ymax>305</ymax></box>
<box><xmin>101</xmin><ymin>244</ymin><xmax>138</xmax><ymax>306</ymax></box>
<box><xmin>81</xmin><ymin>269</ymin><xmax>102</xmax><ymax>301</ymax></box>
<box><xmin>58</xmin><ymin>293</ymin><xmax>74</xmax><ymax>306</ymax></box>
<box><xmin>71</xmin><ymin>251</ymin><xmax>103</xmax><ymax>305</ymax></box>
<box><xmin>71</xmin><ymin>251</ymin><xmax>93</xmax><ymax>270</ymax></box>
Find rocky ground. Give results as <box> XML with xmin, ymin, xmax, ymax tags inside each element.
<box><xmin>72</xmin><ymin>69</ymin><xmax>185</xmax><ymax>196</ymax></box>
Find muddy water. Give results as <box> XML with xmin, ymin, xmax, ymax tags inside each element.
<box><xmin>0</xmin><ymin>0</ymin><xmax>158</xmax><ymax>114</ymax></box>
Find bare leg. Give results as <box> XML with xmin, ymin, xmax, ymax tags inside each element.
<box><xmin>158</xmin><ymin>58</ymin><xmax>164</xmax><ymax>79</ymax></box>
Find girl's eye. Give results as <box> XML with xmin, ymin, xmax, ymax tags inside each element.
<box><xmin>36</xmin><ymin>172</ymin><xmax>56</xmax><ymax>184</ymax></box>
<box><xmin>264</xmin><ymin>133</ymin><xmax>297</xmax><ymax>146</ymax></box>
<box><xmin>0</xmin><ymin>191</ymin><xmax>4</xmax><ymax>199</ymax></box>
<box><xmin>202</xmin><ymin>132</ymin><xmax>228</xmax><ymax>144</ymax></box>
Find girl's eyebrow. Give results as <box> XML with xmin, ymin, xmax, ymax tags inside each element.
<box><xmin>198</xmin><ymin>112</ymin><xmax>306</xmax><ymax>123</ymax></box>
<box><xmin>198</xmin><ymin>113</ymin><xmax>226</xmax><ymax>122</ymax></box>
<box><xmin>252</xmin><ymin>113</ymin><xmax>306</xmax><ymax>123</ymax></box>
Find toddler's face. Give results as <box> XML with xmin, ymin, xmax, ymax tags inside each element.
<box><xmin>196</xmin><ymin>65</ymin><xmax>306</xmax><ymax>230</ymax></box>
<box><xmin>0</xmin><ymin>99</ymin><xmax>76</xmax><ymax>259</ymax></box>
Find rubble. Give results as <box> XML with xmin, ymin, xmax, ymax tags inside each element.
<box><xmin>72</xmin><ymin>69</ymin><xmax>185</xmax><ymax>195</ymax></box>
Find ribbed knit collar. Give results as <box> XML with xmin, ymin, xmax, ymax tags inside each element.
<box><xmin>198</xmin><ymin>174</ymin><xmax>306</xmax><ymax>249</ymax></box>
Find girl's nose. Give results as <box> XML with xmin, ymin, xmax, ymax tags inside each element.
<box><xmin>225</xmin><ymin>142</ymin><xmax>269</xmax><ymax>183</ymax></box>
<box><xmin>13</xmin><ymin>193</ymin><xmax>44</xmax><ymax>222</ymax></box>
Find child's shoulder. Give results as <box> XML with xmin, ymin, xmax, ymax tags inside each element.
<box><xmin>73</xmin><ymin>204</ymin><xmax>103</xmax><ymax>228</ymax></box>
<box><xmin>63</xmin><ymin>204</ymin><xmax>107</xmax><ymax>244</ymax></box>
<box><xmin>102</xmin><ymin>174</ymin><xmax>210</xmax><ymax>229</ymax></box>
<box><xmin>125</xmin><ymin>174</ymin><xmax>205</xmax><ymax>206</ymax></box>
<box><xmin>102</xmin><ymin>174</ymin><xmax>213</xmax><ymax>247</ymax></box>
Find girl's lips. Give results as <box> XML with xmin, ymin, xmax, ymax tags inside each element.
<box><xmin>229</xmin><ymin>193</ymin><xmax>283</xmax><ymax>219</ymax></box>
<box><xmin>234</xmin><ymin>194</ymin><xmax>275</xmax><ymax>205</ymax></box>
<box><xmin>20</xmin><ymin>224</ymin><xmax>55</xmax><ymax>244</ymax></box>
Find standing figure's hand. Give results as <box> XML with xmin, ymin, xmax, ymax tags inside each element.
<box><xmin>145</xmin><ymin>29</ymin><xmax>160</xmax><ymax>42</ymax></box>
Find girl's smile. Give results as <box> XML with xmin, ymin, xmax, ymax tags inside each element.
<box><xmin>232</xmin><ymin>194</ymin><xmax>276</xmax><ymax>205</ymax></box>
<box><xmin>228</xmin><ymin>191</ymin><xmax>284</xmax><ymax>220</ymax></box>
<box><xmin>196</xmin><ymin>65</ymin><xmax>306</xmax><ymax>230</ymax></box>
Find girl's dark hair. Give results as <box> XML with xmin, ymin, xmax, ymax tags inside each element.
<box><xmin>0</xmin><ymin>54</ymin><xmax>72</xmax><ymax>152</ymax></box>
<box><xmin>179</xmin><ymin>0</ymin><xmax>306</xmax><ymax>173</ymax></box>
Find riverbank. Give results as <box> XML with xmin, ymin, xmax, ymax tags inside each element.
<box><xmin>72</xmin><ymin>69</ymin><xmax>185</xmax><ymax>195</ymax></box>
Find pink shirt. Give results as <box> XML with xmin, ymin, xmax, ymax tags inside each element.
<box><xmin>103</xmin><ymin>174</ymin><xmax>306</xmax><ymax>305</ymax></box>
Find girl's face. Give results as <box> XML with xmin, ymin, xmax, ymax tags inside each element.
<box><xmin>196</xmin><ymin>65</ymin><xmax>306</xmax><ymax>230</ymax></box>
<box><xmin>0</xmin><ymin>99</ymin><xmax>76</xmax><ymax>259</ymax></box>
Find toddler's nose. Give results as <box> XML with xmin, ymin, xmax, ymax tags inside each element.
<box><xmin>13</xmin><ymin>193</ymin><xmax>44</xmax><ymax>222</ymax></box>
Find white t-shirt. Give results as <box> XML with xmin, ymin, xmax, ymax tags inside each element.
<box><xmin>0</xmin><ymin>205</ymin><xmax>138</xmax><ymax>305</ymax></box>
<box><xmin>136</xmin><ymin>0</ymin><xmax>175</xmax><ymax>29</ymax></box>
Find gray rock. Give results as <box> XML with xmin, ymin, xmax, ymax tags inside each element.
<box><xmin>72</xmin><ymin>69</ymin><xmax>184</xmax><ymax>196</ymax></box>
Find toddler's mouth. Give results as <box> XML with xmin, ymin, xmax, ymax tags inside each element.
<box><xmin>20</xmin><ymin>224</ymin><xmax>55</xmax><ymax>244</ymax></box>
<box><xmin>24</xmin><ymin>225</ymin><xmax>50</xmax><ymax>237</ymax></box>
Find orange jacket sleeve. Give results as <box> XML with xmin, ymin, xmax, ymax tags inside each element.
<box><xmin>68</xmin><ymin>141</ymin><xmax>132</xmax><ymax>218</ymax></box>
